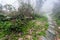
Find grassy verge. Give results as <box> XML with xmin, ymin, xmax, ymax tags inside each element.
<box><xmin>0</xmin><ymin>14</ymin><xmax>48</xmax><ymax>40</ymax></box>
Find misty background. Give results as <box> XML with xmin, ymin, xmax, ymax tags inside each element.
<box><xmin>0</xmin><ymin>0</ymin><xmax>59</xmax><ymax>15</ymax></box>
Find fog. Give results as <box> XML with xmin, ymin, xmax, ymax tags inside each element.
<box><xmin>0</xmin><ymin>0</ymin><xmax>60</xmax><ymax>15</ymax></box>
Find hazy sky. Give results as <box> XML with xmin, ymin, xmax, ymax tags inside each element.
<box><xmin>0</xmin><ymin>0</ymin><xmax>59</xmax><ymax>12</ymax></box>
<box><xmin>0</xmin><ymin>0</ymin><xmax>19</xmax><ymax>9</ymax></box>
<box><xmin>41</xmin><ymin>0</ymin><xmax>58</xmax><ymax>13</ymax></box>
<box><xmin>0</xmin><ymin>0</ymin><xmax>36</xmax><ymax>9</ymax></box>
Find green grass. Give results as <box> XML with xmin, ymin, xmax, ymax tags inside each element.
<box><xmin>33</xmin><ymin>37</ymin><xmax>38</xmax><ymax>40</ymax></box>
<box><xmin>35</xmin><ymin>16</ymin><xmax>47</xmax><ymax>21</ymax></box>
<box><xmin>38</xmin><ymin>31</ymin><xmax>46</xmax><ymax>36</ymax></box>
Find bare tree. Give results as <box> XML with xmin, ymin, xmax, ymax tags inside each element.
<box><xmin>4</xmin><ymin>4</ymin><xmax>16</xmax><ymax>12</ymax></box>
<box><xmin>0</xmin><ymin>4</ymin><xmax>3</xmax><ymax>12</ymax></box>
<box><xmin>18</xmin><ymin>2</ymin><xmax>34</xmax><ymax>19</ymax></box>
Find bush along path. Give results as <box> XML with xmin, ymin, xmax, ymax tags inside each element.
<box><xmin>0</xmin><ymin>14</ymin><xmax>49</xmax><ymax>40</ymax></box>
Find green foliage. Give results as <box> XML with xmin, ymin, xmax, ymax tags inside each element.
<box><xmin>53</xmin><ymin>12</ymin><xmax>60</xmax><ymax>26</ymax></box>
<box><xmin>44</xmin><ymin>23</ymin><xmax>49</xmax><ymax>30</ymax></box>
<box><xmin>0</xmin><ymin>15</ymin><xmax>6</xmax><ymax>20</ymax></box>
<box><xmin>33</xmin><ymin>14</ymin><xmax>47</xmax><ymax>21</ymax></box>
<box><xmin>35</xmin><ymin>17</ymin><xmax>47</xmax><ymax>21</ymax></box>
<box><xmin>0</xmin><ymin>31</ymin><xmax>6</xmax><ymax>38</ymax></box>
<box><xmin>33</xmin><ymin>37</ymin><xmax>38</xmax><ymax>40</ymax></box>
<box><xmin>56</xmin><ymin>19</ymin><xmax>60</xmax><ymax>26</ymax></box>
<box><xmin>8</xmin><ymin>33</ymin><xmax>19</xmax><ymax>40</ymax></box>
<box><xmin>0</xmin><ymin>14</ymin><xmax>49</xmax><ymax>40</ymax></box>
<box><xmin>38</xmin><ymin>31</ymin><xmax>46</xmax><ymax>36</ymax></box>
